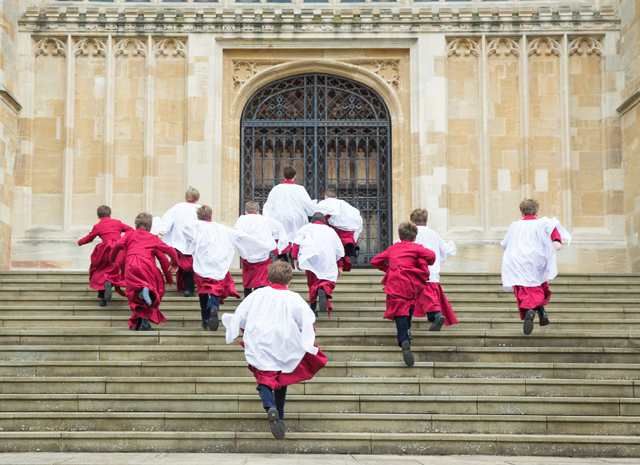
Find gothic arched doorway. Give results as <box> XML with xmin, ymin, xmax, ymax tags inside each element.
<box><xmin>240</xmin><ymin>73</ymin><xmax>391</xmax><ymax>266</ymax></box>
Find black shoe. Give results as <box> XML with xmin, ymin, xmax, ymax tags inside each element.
<box><xmin>140</xmin><ymin>287</ymin><xmax>152</xmax><ymax>306</ymax></box>
<box><xmin>401</xmin><ymin>340</ymin><xmax>414</xmax><ymax>367</ymax></box>
<box><xmin>538</xmin><ymin>307</ymin><xmax>550</xmax><ymax>326</ymax></box>
<box><xmin>523</xmin><ymin>309</ymin><xmax>535</xmax><ymax>335</ymax></box>
<box><xmin>104</xmin><ymin>281</ymin><xmax>112</xmax><ymax>301</ymax></box>
<box><xmin>184</xmin><ymin>290</ymin><xmax>196</xmax><ymax>298</ymax></box>
<box><xmin>99</xmin><ymin>298</ymin><xmax>107</xmax><ymax>307</ymax></box>
<box><xmin>202</xmin><ymin>320</ymin><xmax>209</xmax><ymax>330</ymax></box>
<box><xmin>313</xmin><ymin>309</ymin><xmax>318</xmax><ymax>317</ymax></box>
<box><xmin>139</xmin><ymin>318</ymin><xmax>152</xmax><ymax>331</ymax></box>
<box><xmin>318</xmin><ymin>289</ymin><xmax>328</xmax><ymax>313</ymax></box>
<box><xmin>208</xmin><ymin>306</ymin><xmax>219</xmax><ymax>331</ymax></box>
<box><xmin>267</xmin><ymin>407</ymin><xmax>286</xmax><ymax>440</ymax></box>
<box><xmin>429</xmin><ymin>314</ymin><xmax>446</xmax><ymax>332</ymax></box>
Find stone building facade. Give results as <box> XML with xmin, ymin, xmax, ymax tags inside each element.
<box><xmin>0</xmin><ymin>0</ymin><xmax>637</xmax><ymax>272</ymax></box>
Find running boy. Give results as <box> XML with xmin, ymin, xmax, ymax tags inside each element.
<box><xmin>78</xmin><ymin>205</ymin><xmax>133</xmax><ymax>306</ymax></box>
<box><xmin>157</xmin><ymin>187</ymin><xmax>201</xmax><ymax>297</ymax></box>
<box><xmin>371</xmin><ymin>221</ymin><xmax>435</xmax><ymax>367</ymax></box>
<box><xmin>292</xmin><ymin>213</ymin><xmax>345</xmax><ymax>317</ymax></box>
<box><xmin>184</xmin><ymin>206</ymin><xmax>273</xmax><ymax>331</ymax></box>
<box><xmin>110</xmin><ymin>213</ymin><xmax>178</xmax><ymax>331</ymax></box>
<box><xmin>501</xmin><ymin>198</ymin><xmax>571</xmax><ymax>335</ymax></box>
<box><xmin>234</xmin><ymin>201</ymin><xmax>289</xmax><ymax>298</ymax></box>
<box><xmin>410</xmin><ymin>208</ymin><xmax>458</xmax><ymax>332</ymax></box>
<box><xmin>222</xmin><ymin>261</ymin><xmax>327</xmax><ymax>440</ymax></box>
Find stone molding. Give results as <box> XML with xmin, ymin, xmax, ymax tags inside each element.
<box><xmin>0</xmin><ymin>85</ymin><xmax>22</xmax><ymax>114</ymax></box>
<box><xmin>568</xmin><ymin>36</ymin><xmax>603</xmax><ymax>56</ymax></box>
<box><xmin>617</xmin><ymin>90</ymin><xmax>640</xmax><ymax>117</ymax></box>
<box><xmin>32</xmin><ymin>36</ymin><xmax>187</xmax><ymax>58</ymax></box>
<box><xmin>21</xmin><ymin>5</ymin><xmax>620</xmax><ymax>34</ymax></box>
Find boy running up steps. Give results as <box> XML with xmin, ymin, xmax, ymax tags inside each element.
<box><xmin>157</xmin><ymin>187</ymin><xmax>201</xmax><ymax>297</ymax></box>
<box><xmin>78</xmin><ymin>205</ymin><xmax>133</xmax><ymax>306</ymax></box>
<box><xmin>501</xmin><ymin>198</ymin><xmax>571</xmax><ymax>335</ymax></box>
<box><xmin>410</xmin><ymin>208</ymin><xmax>458</xmax><ymax>333</ymax></box>
<box><xmin>316</xmin><ymin>188</ymin><xmax>364</xmax><ymax>271</ymax></box>
<box><xmin>371</xmin><ymin>221</ymin><xmax>436</xmax><ymax>367</ymax></box>
<box><xmin>184</xmin><ymin>206</ymin><xmax>273</xmax><ymax>331</ymax></box>
<box><xmin>292</xmin><ymin>213</ymin><xmax>345</xmax><ymax>317</ymax></box>
<box><xmin>263</xmin><ymin>165</ymin><xmax>318</xmax><ymax>263</ymax></box>
<box><xmin>222</xmin><ymin>261</ymin><xmax>327</xmax><ymax>440</ymax></box>
<box><xmin>234</xmin><ymin>201</ymin><xmax>289</xmax><ymax>298</ymax></box>
<box><xmin>110</xmin><ymin>213</ymin><xmax>178</xmax><ymax>331</ymax></box>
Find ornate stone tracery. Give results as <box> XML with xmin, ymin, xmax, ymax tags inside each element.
<box><xmin>114</xmin><ymin>38</ymin><xmax>146</xmax><ymax>58</ymax></box>
<box><xmin>73</xmin><ymin>38</ymin><xmax>107</xmax><ymax>57</ymax></box>
<box><xmin>527</xmin><ymin>37</ymin><xmax>562</xmax><ymax>57</ymax></box>
<box><xmin>487</xmin><ymin>38</ymin><xmax>521</xmax><ymax>57</ymax></box>
<box><xmin>153</xmin><ymin>38</ymin><xmax>187</xmax><ymax>58</ymax></box>
<box><xmin>364</xmin><ymin>61</ymin><xmax>400</xmax><ymax>90</ymax></box>
<box><xmin>569</xmin><ymin>37</ymin><xmax>604</xmax><ymax>56</ymax></box>
<box><xmin>446</xmin><ymin>38</ymin><xmax>480</xmax><ymax>58</ymax></box>
<box><xmin>33</xmin><ymin>37</ymin><xmax>66</xmax><ymax>57</ymax></box>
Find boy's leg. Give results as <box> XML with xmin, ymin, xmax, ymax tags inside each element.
<box><xmin>244</xmin><ymin>288</ymin><xmax>252</xmax><ymax>299</ymax></box>
<box><xmin>184</xmin><ymin>272</ymin><xmax>195</xmax><ymax>298</ymax></box>
<box><xmin>104</xmin><ymin>281</ymin><xmax>113</xmax><ymax>301</ymax></box>
<box><xmin>274</xmin><ymin>386</ymin><xmax>287</xmax><ymax>422</ymax></box>
<box><xmin>407</xmin><ymin>307</ymin><xmax>414</xmax><ymax>340</ymax></box>
<box><xmin>394</xmin><ymin>315</ymin><xmax>414</xmax><ymax>367</ymax></box>
<box><xmin>98</xmin><ymin>290</ymin><xmax>106</xmax><ymax>307</ymax></box>
<box><xmin>427</xmin><ymin>311</ymin><xmax>445</xmax><ymax>332</ymax></box>
<box><xmin>199</xmin><ymin>293</ymin><xmax>210</xmax><ymax>328</ymax></box>
<box><xmin>310</xmin><ymin>301</ymin><xmax>318</xmax><ymax>317</ymax></box>
<box><xmin>523</xmin><ymin>309</ymin><xmax>536</xmax><ymax>335</ymax></box>
<box><xmin>536</xmin><ymin>306</ymin><xmax>549</xmax><ymax>326</ymax></box>
<box><xmin>318</xmin><ymin>288</ymin><xmax>328</xmax><ymax>313</ymax></box>
<box><xmin>207</xmin><ymin>294</ymin><xmax>222</xmax><ymax>331</ymax></box>
<box><xmin>256</xmin><ymin>384</ymin><xmax>286</xmax><ymax>440</ymax></box>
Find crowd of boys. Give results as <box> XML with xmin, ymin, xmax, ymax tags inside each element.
<box><xmin>77</xmin><ymin>165</ymin><xmax>570</xmax><ymax>438</ymax></box>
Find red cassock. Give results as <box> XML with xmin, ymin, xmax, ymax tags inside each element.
<box><xmin>511</xmin><ymin>217</ymin><xmax>561</xmax><ymax>320</ymax></box>
<box><xmin>249</xmin><ymin>345</ymin><xmax>327</xmax><ymax>390</ymax></box>
<box><xmin>240</xmin><ymin>258</ymin><xmax>271</xmax><ymax>289</ymax></box>
<box><xmin>194</xmin><ymin>271</ymin><xmax>241</xmax><ymax>304</ymax></box>
<box><xmin>78</xmin><ymin>217</ymin><xmax>133</xmax><ymax>290</ymax></box>
<box><xmin>291</xmin><ymin>243</ymin><xmax>339</xmax><ymax>317</ymax></box>
<box><xmin>172</xmin><ymin>250</ymin><xmax>194</xmax><ymax>293</ymax></box>
<box><xmin>111</xmin><ymin>229</ymin><xmax>178</xmax><ymax>329</ymax></box>
<box><xmin>325</xmin><ymin>216</ymin><xmax>356</xmax><ymax>272</ymax></box>
<box><xmin>370</xmin><ymin>241</ymin><xmax>436</xmax><ymax>320</ymax></box>
<box><xmin>414</xmin><ymin>282</ymin><xmax>459</xmax><ymax>325</ymax></box>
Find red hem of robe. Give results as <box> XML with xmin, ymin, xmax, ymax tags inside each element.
<box><xmin>126</xmin><ymin>288</ymin><xmax>167</xmax><ymax>329</ymax></box>
<box><xmin>241</xmin><ymin>258</ymin><xmax>271</xmax><ymax>289</ymax></box>
<box><xmin>513</xmin><ymin>282</ymin><xmax>551</xmax><ymax>320</ymax></box>
<box><xmin>383</xmin><ymin>295</ymin><xmax>413</xmax><ymax>320</ymax></box>
<box><xmin>248</xmin><ymin>346</ymin><xmax>327</xmax><ymax>390</ymax></box>
<box><xmin>305</xmin><ymin>270</ymin><xmax>335</xmax><ymax>317</ymax></box>
<box><xmin>194</xmin><ymin>272</ymin><xmax>240</xmax><ymax>304</ymax></box>
<box><xmin>88</xmin><ymin>241</ymin><xmax>126</xmax><ymax>290</ymax></box>
<box><xmin>414</xmin><ymin>282</ymin><xmax>458</xmax><ymax>326</ymax></box>
<box><xmin>172</xmin><ymin>251</ymin><xmax>193</xmax><ymax>293</ymax></box>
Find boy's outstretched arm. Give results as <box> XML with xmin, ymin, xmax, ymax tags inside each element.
<box><xmin>78</xmin><ymin>226</ymin><xmax>99</xmax><ymax>246</ymax></box>
<box><xmin>370</xmin><ymin>249</ymin><xmax>390</xmax><ymax>272</ymax></box>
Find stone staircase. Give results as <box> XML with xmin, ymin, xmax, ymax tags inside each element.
<box><xmin>1</xmin><ymin>269</ymin><xmax>640</xmax><ymax>456</ymax></box>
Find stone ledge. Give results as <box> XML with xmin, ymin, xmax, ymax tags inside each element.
<box><xmin>0</xmin><ymin>86</ymin><xmax>21</xmax><ymax>114</ymax></box>
<box><xmin>617</xmin><ymin>89</ymin><xmax>640</xmax><ymax>116</ymax></box>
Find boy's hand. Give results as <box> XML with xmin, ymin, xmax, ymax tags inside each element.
<box><xmin>294</xmin><ymin>259</ymin><xmax>301</xmax><ymax>272</ymax></box>
<box><xmin>553</xmin><ymin>242</ymin><xmax>562</xmax><ymax>252</ymax></box>
<box><xmin>337</xmin><ymin>268</ymin><xmax>342</xmax><ymax>280</ymax></box>
<box><xmin>158</xmin><ymin>231</ymin><xmax>166</xmax><ymax>237</ymax></box>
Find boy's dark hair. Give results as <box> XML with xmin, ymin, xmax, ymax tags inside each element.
<box><xmin>410</xmin><ymin>208</ymin><xmax>428</xmax><ymax>226</ymax></box>
<box><xmin>520</xmin><ymin>199</ymin><xmax>540</xmax><ymax>217</ymax></box>
<box><xmin>135</xmin><ymin>213</ymin><xmax>153</xmax><ymax>232</ymax></box>
<box><xmin>185</xmin><ymin>187</ymin><xmax>200</xmax><ymax>203</ymax></box>
<box><xmin>97</xmin><ymin>205</ymin><xmax>112</xmax><ymax>218</ymax></box>
<box><xmin>197</xmin><ymin>205</ymin><xmax>213</xmax><ymax>221</ymax></box>
<box><xmin>268</xmin><ymin>260</ymin><xmax>293</xmax><ymax>285</ymax></box>
<box><xmin>310</xmin><ymin>212</ymin><xmax>326</xmax><ymax>224</ymax></box>
<box><xmin>398</xmin><ymin>221</ymin><xmax>418</xmax><ymax>242</ymax></box>
<box><xmin>324</xmin><ymin>188</ymin><xmax>337</xmax><ymax>198</ymax></box>
<box><xmin>283</xmin><ymin>165</ymin><xmax>296</xmax><ymax>180</ymax></box>
<box><xmin>245</xmin><ymin>201</ymin><xmax>260</xmax><ymax>214</ymax></box>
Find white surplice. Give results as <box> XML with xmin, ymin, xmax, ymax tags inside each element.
<box><xmin>293</xmin><ymin>223</ymin><xmax>345</xmax><ymax>282</ymax></box>
<box><xmin>221</xmin><ymin>286</ymin><xmax>318</xmax><ymax>372</ymax></box>
<box><xmin>157</xmin><ymin>202</ymin><xmax>200</xmax><ymax>254</ymax></box>
<box><xmin>501</xmin><ymin>217</ymin><xmax>572</xmax><ymax>291</ymax></box>
<box><xmin>150</xmin><ymin>217</ymin><xmax>163</xmax><ymax>236</ymax></box>
<box><xmin>233</xmin><ymin>214</ymin><xmax>289</xmax><ymax>263</ymax></box>
<box><xmin>263</xmin><ymin>183</ymin><xmax>318</xmax><ymax>241</ymax></box>
<box><xmin>183</xmin><ymin>221</ymin><xmax>273</xmax><ymax>280</ymax></box>
<box><xmin>315</xmin><ymin>198</ymin><xmax>364</xmax><ymax>242</ymax></box>
<box><xmin>414</xmin><ymin>226</ymin><xmax>457</xmax><ymax>283</ymax></box>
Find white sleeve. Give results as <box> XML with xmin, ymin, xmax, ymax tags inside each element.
<box><xmin>159</xmin><ymin>205</ymin><xmax>177</xmax><ymax>233</ymax></box>
<box><xmin>500</xmin><ymin>226</ymin><xmax>513</xmax><ymax>250</ymax></box>
<box><xmin>290</xmin><ymin>294</ymin><xmax>318</xmax><ymax>355</ymax></box>
<box><xmin>263</xmin><ymin>192</ymin><xmax>275</xmax><ymax>218</ymax></box>
<box><xmin>437</xmin><ymin>235</ymin><xmax>457</xmax><ymax>263</ymax></box>
<box><xmin>221</xmin><ymin>298</ymin><xmax>251</xmax><ymax>344</ymax></box>
<box><xmin>293</xmin><ymin>225</ymin><xmax>308</xmax><ymax>246</ymax></box>
<box><xmin>228</xmin><ymin>227</ymin><xmax>273</xmax><ymax>260</ymax></box>
<box><xmin>182</xmin><ymin>223</ymin><xmax>198</xmax><ymax>255</ymax></box>
<box><xmin>335</xmin><ymin>233</ymin><xmax>346</xmax><ymax>260</ymax></box>
<box><xmin>268</xmin><ymin>217</ymin><xmax>290</xmax><ymax>253</ymax></box>
<box><xmin>300</xmin><ymin>189</ymin><xmax>319</xmax><ymax>216</ymax></box>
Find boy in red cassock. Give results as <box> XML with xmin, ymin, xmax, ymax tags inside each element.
<box><xmin>292</xmin><ymin>213</ymin><xmax>345</xmax><ymax>317</ymax></box>
<box><xmin>371</xmin><ymin>221</ymin><xmax>436</xmax><ymax>367</ymax></box>
<box><xmin>157</xmin><ymin>187</ymin><xmax>200</xmax><ymax>297</ymax></box>
<box><xmin>222</xmin><ymin>261</ymin><xmax>326</xmax><ymax>440</ymax></box>
<box><xmin>110</xmin><ymin>213</ymin><xmax>178</xmax><ymax>331</ymax></box>
<box><xmin>78</xmin><ymin>205</ymin><xmax>133</xmax><ymax>306</ymax></box>
<box><xmin>501</xmin><ymin>198</ymin><xmax>571</xmax><ymax>335</ymax></box>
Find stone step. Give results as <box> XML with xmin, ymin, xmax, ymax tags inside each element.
<box><xmin>3</xmin><ymin>344</ymin><xmax>640</xmax><ymax>364</ymax></box>
<box><xmin>2</xmin><ymin>431</ymin><xmax>640</xmax><ymax>456</ymax></box>
<box><xmin>2</xmin><ymin>412</ymin><xmax>639</xmax><ymax>436</ymax></box>
<box><xmin>0</xmin><ymin>328</ymin><xmax>637</xmax><ymax>348</ymax></box>
<box><xmin>0</xmin><ymin>376</ymin><xmax>634</xmax><ymax>397</ymax></box>
<box><xmin>0</xmin><ymin>360</ymin><xmax>637</xmax><ymax>380</ymax></box>
<box><xmin>0</xmin><ymin>315</ymin><xmax>634</xmax><ymax>331</ymax></box>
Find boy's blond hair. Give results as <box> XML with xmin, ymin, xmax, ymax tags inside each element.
<box><xmin>135</xmin><ymin>213</ymin><xmax>153</xmax><ymax>231</ymax></box>
<box><xmin>409</xmin><ymin>208</ymin><xmax>428</xmax><ymax>226</ymax></box>
<box><xmin>398</xmin><ymin>221</ymin><xmax>418</xmax><ymax>242</ymax></box>
<box><xmin>519</xmin><ymin>199</ymin><xmax>539</xmax><ymax>217</ymax></box>
<box><xmin>185</xmin><ymin>187</ymin><xmax>200</xmax><ymax>203</ymax></box>
<box><xmin>197</xmin><ymin>205</ymin><xmax>212</xmax><ymax>221</ymax></box>
<box><xmin>268</xmin><ymin>261</ymin><xmax>293</xmax><ymax>285</ymax></box>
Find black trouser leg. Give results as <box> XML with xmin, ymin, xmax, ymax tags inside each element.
<box><xmin>244</xmin><ymin>288</ymin><xmax>252</xmax><ymax>299</ymax></box>
<box><xmin>199</xmin><ymin>294</ymin><xmax>209</xmax><ymax>321</ymax></box>
<box><xmin>395</xmin><ymin>315</ymin><xmax>410</xmax><ymax>347</ymax></box>
<box><xmin>257</xmin><ymin>384</ymin><xmax>276</xmax><ymax>411</ymax></box>
<box><xmin>408</xmin><ymin>307</ymin><xmax>414</xmax><ymax>330</ymax></box>
<box><xmin>185</xmin><ymin>272</ymin><xmax>195</xmax><ymax>294</ymax></box>
<box><xmin>277</xmin><ymin>253</ymin><xmax>290</xmax><ymax>264</ymax></box>
<box><xmin>344</xmin><ymin>243</ymin><xmax>358</xmax><ymax>258</ymax></box>
<box><xmin>98</xmin><ymin>290</ymin><xmax>105</xmax><ymax>299</ymax></box>
<box><xmin>274</xmin><ymin>386</ymin><xmax>287</xmax><ymax>421</ymax></box>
